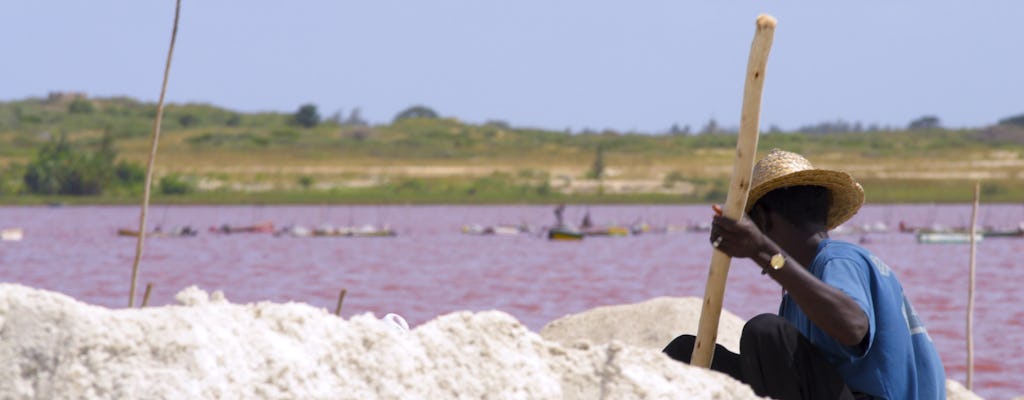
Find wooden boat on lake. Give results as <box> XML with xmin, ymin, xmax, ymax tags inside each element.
<box><xmin>461</xmin><ymin>224</ymin><xmax>531</xmax><ymax>236</ymax></box>
<box><xmin>118</xmin><ymin>226</ymin><xmax>198</xmax><ymax>238</ymax></box>
<box><xmin>916</xmin><ymin>232</ymin><xmax>983</xmax><ymax>244</ymax></box>
<box><xmin>209</xmin><ymin>221</ymin><xmax>274</xmax><ymax>234</ymax></box>
<box><xmin>277</xmin><ymin>224</ymin><xmax>396</xmax><ymax>238</ymax></box>
<box><xmin>582</xmin><ymin>226</ymin><xmax>631</xmax><ymax>237</ymax></box>
<box><xmin>548</xmin><ymin>226</ymin><xmax>584</xmax><ymax>241</ymax></box>
<box><xmin>1</xmin><ymin>228</ymin><xmax>24</xmax><ymax>241</ymax></box>
<box><xmin>981</xmin><ymin>226</ymin><xmax>1024</xmax><ymax>238</ymax></box>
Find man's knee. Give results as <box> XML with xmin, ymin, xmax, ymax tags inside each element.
<box><xmin>741</xmin><ymin>314</ymin><xmax>789</xmax><ymax>351</ymax></box>
<box><xmin>743</xmin><ymin>313</ymin><xmax>787</xmax><ymax>337</ymax></box>
<box><xmin>662</xmin><ymin>334</ymin><xmax>696</xmax><ymax>363</ymax></box>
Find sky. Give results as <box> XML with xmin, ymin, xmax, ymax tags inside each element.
<box><xmin>2</xmin><ymin>1</ymin><xmax>1022</xmax><ymax>133</ymax></box>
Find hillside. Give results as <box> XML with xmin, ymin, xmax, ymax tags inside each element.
<box><xmin>2</xmin><ymin>94</ymin><xmax>1024</xmax><ymax>204</ymax></box>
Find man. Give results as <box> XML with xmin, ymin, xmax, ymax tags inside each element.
<box><xmin>663</xmin><ymin>149</ymin><xmax>946</xmax><ymax>399</ymax></box>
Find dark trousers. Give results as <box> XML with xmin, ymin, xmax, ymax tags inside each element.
<box><xmin>663</xmin><ymin>314</ymin><xmax>855</xmax><ymax>400</ymax></box>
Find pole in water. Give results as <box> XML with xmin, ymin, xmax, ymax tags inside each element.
<box><xmin>966</xmin><ymin>182</ymin><xmax>979</xmax><ymax>390</ymax></box>
<box><xmin>128</xmin><ymin>0</ymin><xmax>182</xmax><ymax>307</ymax></box>
<box><xmin>335</xmin><ymin>289</ymin><xmax>348</xmax><ymax>316</ymax></box>
<box><xmin>142</xmin><ymin>282</ymin><xmax>155</xmax><ymax>307</ymax></box>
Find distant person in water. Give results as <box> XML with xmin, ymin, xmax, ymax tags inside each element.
<box><xmin>663</xmin><ymin>149</ymin><xmax>946</xmax><ymax>399</ymax></box>
<box><xmin>580</xmin><ymin>209</ymin><xmax>593</xmax><ymax>229</ymax></box>
<box><xmin>554</xmin><ymin>203</ymin><xmax>566</xmax><ymax>227</ymax></box>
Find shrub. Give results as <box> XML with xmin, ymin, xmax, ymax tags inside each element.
<box><xmin>393</xmin><ymin>105</ymin><xmax>438</xmax><ymax>123</ymax></box>
<box><xmin>22</xmin><ymin>135</ymin><xmax>113</xmax><ymax>195</ymax></box>
<box><xmin>159</xmin><ymin>174</ymin><xmax>194</xmax><ymax>195</ymax></box>
<box><xmin>292</xmin><ymin>104</ymin><xmax>320</xmax><ymax>128</ymax></box>
<box><xmin>68</xmin><ymin>98</ymin><xmax>95</xmax><ymax>114</ymax></box>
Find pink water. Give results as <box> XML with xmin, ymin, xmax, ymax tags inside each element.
<box><xmin>1</xmin><ymin>204</ymin><xmax>1021</xmax><ymax>399</ymax></box>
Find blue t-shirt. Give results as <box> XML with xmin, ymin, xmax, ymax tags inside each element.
<box><xmin>778</xmin><ymin>239</ymin><xmax>946</xmax><ymax>399</ymax></box>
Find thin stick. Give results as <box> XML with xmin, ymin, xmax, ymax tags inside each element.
<box><xmin>335</xmin><ymin>289</ymin><xmax>347</xmax><ymax>316</ymax></box>
<box><xmin>691</xmin><ymin>14</ymin><xmax>777</xmax><ymax>368</ymax></box>
<box><xmin>966</xmin><ymin>182</ymin><xmax>979</xmax><ymax>390</ymax></box>
<box><xmin>142</xmin><ymin>282</ymin><xmax>155</xmax><ymax>307</ymax></box>
<box><xmin>129</xmin><ymin>0</ymin><xmax>182</xmax><ymax>307</ymax></box>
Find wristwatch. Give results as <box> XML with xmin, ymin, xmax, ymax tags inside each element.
<box><xmin>769</xmin><ymin>253</ymin><xmax>785</xmax><ymax>271</ymax></box>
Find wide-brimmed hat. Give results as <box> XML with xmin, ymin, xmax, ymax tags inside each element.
<box><xmin>746</xmin><ymin>149</ymin><xmax>864</xmax><ymax>229</ymax></box>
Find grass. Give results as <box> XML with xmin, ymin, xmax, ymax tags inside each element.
<box><xmin>4</xmin><ymin>97</ymin><xmax>1024</xmax><ymax>205</ymax></box>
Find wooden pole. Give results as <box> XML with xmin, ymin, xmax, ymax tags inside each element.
<box><xmin>691</xmin><ymin>14</ymin><xmax>777</xmax><ymax>368</ymax></box>
<box><xmin>129</xmin><ymin>0</ymin><xmax>182</xmax><ymax>307</ymax></box>
<box><xmin>141</xmin><ymin>282</ymin><xmax>154</xmax><ymax>307</ymax></box>
<box><xmin>334</xmin><ymin>289</ymin><xmax>347</xmax><ymax>316</ymax></box>
<box><xmin>967</xmin><ymin>182</ymin><xmax>979</xmax><ymax>390</ymax></box>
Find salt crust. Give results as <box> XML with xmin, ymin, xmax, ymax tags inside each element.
<box><xmin>0</xmin><ymin>284</ymin><xmax>763</xmax><ymax>400</ymax></box>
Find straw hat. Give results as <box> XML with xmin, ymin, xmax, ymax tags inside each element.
<box><xmin>746</xmin><ymin>149</ymin><xmax>864</xmax><ymax>229</ymax></box>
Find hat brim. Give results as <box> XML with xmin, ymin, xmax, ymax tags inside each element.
<box><xmin>745</xmin><ymin>169</ymin><xmax>864</xmax><ymax>230</ymax></box>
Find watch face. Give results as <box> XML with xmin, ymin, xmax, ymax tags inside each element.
<box><xmin>770</xmin><ymin>254</ymin><xmax>785</xmax><ymax>269</ymax></box>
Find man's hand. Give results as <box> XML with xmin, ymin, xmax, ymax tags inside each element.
<box><xmin>709</xmin><ymin>205</ymin><xmax>769</xmax><ymax>260</ymax></box>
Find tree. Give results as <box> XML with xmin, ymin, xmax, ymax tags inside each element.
<box><xmin>998</xmin><ymin>113</ymin><xmax>1024</xmax><ymax>127</ymax></box>
<box><xmin>346</xmin><ymin>107</ymin><xmax>368</xmax><ymax>126</ymax></box>
<box><xmin>23</xmin><ymin>134</ymin><xmax>111</xmax><ymax>195</ymax></box>
<box><xmin>292</xmin><ymin>104</ymin><xmax>321</xmax><ymax>128</ymax></box>
<box><xmin>586</xmin><ymin>144</ymin><xmax>605</xmax><ymax>180</ymax></box>
<box><xmin>393</xmin><ymin>105</ymin><xmax>438</xmax><ymax>123</ymax></box>
<box><xmin>68</xmin><ymin>98</ymin><xmax>95</xmax><ymax>114</ymax></box>
<box><xmin>699</xmin><ymin>118</ymin><xmax>719</xmax><ymax>135</ymax></box>
<box><xmin>908</xmin><ymin>115</ymin><xmax>941</xmax><ymax>130</ymax></box>
<box><xmin>21</xmin><ymin>130</ymin><xmax>143</xmax><ymax>195</ymax></box>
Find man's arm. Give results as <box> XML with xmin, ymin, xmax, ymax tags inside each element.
<box><xmin>753</xmin><ymin>246</ymin><xmax>869</xmax><ymax>348</ymax></box>
<box><xmin>711</xmin><ymin>214</ymin><xmax>869</xmax><ymax>347</ymax></box>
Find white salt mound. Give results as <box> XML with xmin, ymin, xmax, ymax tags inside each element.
<box><xmin>0</xmin><ymin>284</ymin><xmax>762</xmax><ymax>400</ymax></box>
<box><xmin>540</xmin><ymin>296</ymin><xmax>745</xmax><ymax>353</ymax></box>
<box><xmin>541</xmin><ymin>296</ymin><xmax>986</xmax><ymax>400</ymax></box>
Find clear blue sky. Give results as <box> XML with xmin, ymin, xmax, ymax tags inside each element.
<box><xmin>2</xmin><ymin>1</ymin><xmax>1021</xmax><ymax>133</ymax></box>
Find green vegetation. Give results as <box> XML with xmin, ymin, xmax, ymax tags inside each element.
<box><xmin>20</xmin><ymin>131</ymin><xmax>144</xmax><ymax>195</ymax></box>
<box><xmin>2</xmin><ymin>94</ymin><xmax>1023</xmax><ymax>205</ymax></box>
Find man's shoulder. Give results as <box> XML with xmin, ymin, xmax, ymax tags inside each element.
<box><xmin>820</xmin><ymin>239</ymin><xmax>871</xmax><ymax>257</ymax></box>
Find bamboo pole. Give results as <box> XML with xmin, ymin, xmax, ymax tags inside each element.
<box><xmin>335</xmin><ymin>289</ymin><xmax>347</xmax><ymax>316</ymax></box>
<box><xmin>691</xmin><ymin>14</ymin><xmax>777</xmax><ymax>368</ymax></box>
<box><xmin>142</xmin><ymin>282</ymin><xmax>154</xmax><ymax>307</ymax></box>
<box><xmin>129</xmin><ymin>0</ymin><xmax>182</xmax><ymax>307</ymax></box>
<box><xmin>967</xmin><ymin>182</ymin><xmax>979</xmax><ymax>390</ymax></box>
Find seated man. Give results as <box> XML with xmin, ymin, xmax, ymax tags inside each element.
<box><xmin>664</xmin><ymin>149</ymin><xmax>946</xmax><ymax>400</ymax></box>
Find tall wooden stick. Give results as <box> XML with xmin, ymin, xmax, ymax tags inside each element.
<box><xmin>129</xmin><ymin>0</ymin><xmax>182</xmax><ymax>307</ymax></box>
<box><xmin>691</xmin><ymin>14</ymin><xmax>777</xmax><ymax>368</ymax></box>
<box><xmin>335</xmin><ymin>289</ymin><xmax>348</xmax><ymax>316</ymax></box>
<box><xmin>966</xmin><ymin>182</ymin><xmax>979</xmax><ymax>390</ymax></box>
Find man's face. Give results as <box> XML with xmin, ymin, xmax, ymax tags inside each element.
<box><xmin>748</xmin><ymin>203</ymin><xmax>769</xmax><ymax>234</ymax></box>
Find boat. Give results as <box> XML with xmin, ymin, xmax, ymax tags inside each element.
<box><xmin>461</xmin><ymin>224</ymin><xmax>531</xmax><ymax>236</ymax></box>
<box><xmin>278</xmin><ymin>224</ymin><xmax>397</xmax><ymax>238</ymax></box>
<box><xmin>1</xmin><ymin>228</ymin><xmax>24</xmax><ymax>241</ymax></box>
<box><xmin>981</xmin><ymin>225</ymin><xmax>1024</xmax><ymax>238</ymax></box>
<box><xmin>209</xmin><ymin>221</ymin><xmax>274</xmax><ymax>234</ymax></box>
<box><xmin>274</xmin><ymin>225</ymin><xmax>313</xmax><ymax>237</ymax></box>
<box><xmin>582</xmin><ymin>226</ymin><xmax>631</xmax><ymax>237</ymax></box>
<box><xmin>548</xmin><ymin>226</ymin><xmax>584</xmax><ymax>241</ymax></box>
<box><xmin>346</xmin><ymin>225</ymin><xmax>397</xmax><ymax>237</ymax></box>
<box><xmin>915</xmin><ymin>232</ymin><xmax>983</xmax><ymax>244</ymax></box>
<box><xmin>118</xmin><ymin>226</ymin><xmax>198</xmax><ymax>238</ymax></box>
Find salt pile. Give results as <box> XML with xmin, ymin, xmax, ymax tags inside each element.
<box><xmin>541</xmin><ymin>296</ymin><xmax>745</xmax><ymax>353</ymax></box>
<box><xmin>0</xmin><ymin>284</ymin><xmax>762</xmax><ymax>399</ymax></box>
<box><xmin>541</xmin><ymin>296</ymin><xmax>985</xmax><ymax>400</ymax></box>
